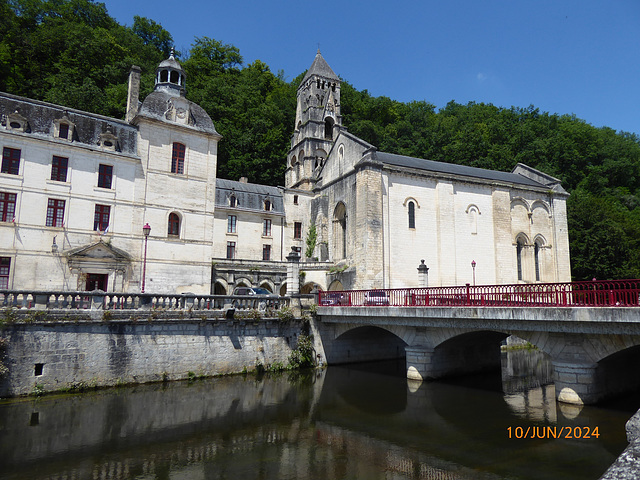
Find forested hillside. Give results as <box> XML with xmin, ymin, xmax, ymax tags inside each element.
<box><xmin>2</xmin><ymin>0</ymin><xmax>640</xmax><ymax>281</ymax></box>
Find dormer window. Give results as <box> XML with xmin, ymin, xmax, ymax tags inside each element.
<box><xmin>98</xmin><ymin>131</ymin><xmax>119</xmax><ymax>152</ymax></box>
<box><xmin>53</xmin><ymin>116</ymin><xmax>75</xmax><ymax>142</ymax></box>
<box><xmin>264</xmin><ymin>199</ymin><xmax>271</xmax><ymax>211</ymax></box>
<box><xmin>6</xmin><ymin>110</ymin><xmax>28</xmax><ymax>132</ymax></box>
<box><xmin>229</xmin><ymin>195</ymin><xmax>237</xmax><ymax>208</ymax></box>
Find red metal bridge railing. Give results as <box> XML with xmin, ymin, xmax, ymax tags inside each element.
<box><xmin>318</xmin><ymin>280</ymin><xmax>640</xmax><ymax>308</ymax></box>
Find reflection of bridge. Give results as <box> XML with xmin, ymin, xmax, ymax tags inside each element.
<box><xmin>315</xmin><ymin>280</ymin><xmax>640</xmax><ymax>405</ymax></box>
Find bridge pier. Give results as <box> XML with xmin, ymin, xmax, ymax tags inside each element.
<box><xmin>552</xmin><ymin>361</ymin><xmax>601</xmax><ymax>405</ymax></box>
<box><xmin>405</xmin><ymin>346</ymin><xmax>435</xmax><ymax>381</ymax></box>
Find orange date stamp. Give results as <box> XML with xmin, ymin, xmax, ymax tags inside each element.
<box><xmin>507</xmin><ymin>426</ymin><xmax>600</xmax><ymax>439</ymax></box>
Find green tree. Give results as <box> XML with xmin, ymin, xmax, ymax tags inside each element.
<box><xmin>305</xmin><ymin>224</ymin><xmax>317</xmax><ymax>259</ymax></box>
<box><xmin>132</xmin><ymin>15</ymin><xmax>173</xmax><ymax>57</ymax></box>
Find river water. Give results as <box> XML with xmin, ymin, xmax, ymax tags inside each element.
<box><xmin>0</xmin><ymin>350</ymin><xmax>635</xmax><ymax>480</ymax></box>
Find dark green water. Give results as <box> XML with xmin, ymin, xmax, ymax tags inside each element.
<box><xmin>0</xmin><ymin>351</ymin><xmax>634</xmax><ymax>480</ymax></box>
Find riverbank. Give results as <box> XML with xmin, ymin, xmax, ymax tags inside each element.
<box><xmin>0</xmin><ymin>311</ymin><xmax>310</xmax><ymax>397</ymax></box>
<box><xmin>599</xmin><ymin>409</ymin><xmax>640</xmax><ymax>479</ymax></box>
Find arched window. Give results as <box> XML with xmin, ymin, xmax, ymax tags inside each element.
<box><xmin>324</xmin><ymin>117</ymin><xmax>334</xmax><ymax>139</ymax></box>
<box><xmin>534</xmin><ymin>240</ymin><xmax>544</xmax><ymax>282</ymax></box>
<box><xmin>408</xmin><ymin>201</ymin><xmax>415</xmax><ymax>229</ymax></box>
<box><xmin>168</xmin><ymin>213</ymin><xmax>180</xmax><ymax>236</ymax></box>
<box><xmin>517</xmin><ymin>238</ymin><xmax>525</xmax><ymax>281</ymax></box>
<box><xmin>333</xmin><ymin>202</ymin><xmax>347</xmax><ymax>259</ymax></box>
<box><xmin>467</xmin><ymin>205</ymin><xmax>480</xmax><ymax>235</ymax></box>
<box><xmin>264</xmin><ymin>200</ymin><xmax>271</xmax><ymax>211</ymax></box>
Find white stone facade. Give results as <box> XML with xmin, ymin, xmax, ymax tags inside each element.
<box><xmin>286</xmin><ymin>52</ymin><xmax>571</xmax><ymax>290</ymax></box>
<box><xmin>0</xmin><ymin>54</ymin><xmax>221</xmax><ymax>294</ymax></box>
<box><xmin>0</xmin><ymin>51</ymin><xmax>571</xmax><ymax>295</ymax></box>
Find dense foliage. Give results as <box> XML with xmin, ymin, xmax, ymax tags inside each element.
<box><xmin>2</xmin><ymin>0</ymin><xmax>640</xmax><ymax>280</ymax></box>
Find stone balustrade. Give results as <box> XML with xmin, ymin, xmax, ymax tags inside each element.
<box><xmin>0</xmin><ymin>289</ymin><xmax>291</xmax><ymax>312</ymax></box>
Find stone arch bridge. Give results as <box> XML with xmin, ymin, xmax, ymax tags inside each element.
<box><xmin>314</xmin><ymin>304</ymin><xmax>640</xmax><ymax>405</ymax></box>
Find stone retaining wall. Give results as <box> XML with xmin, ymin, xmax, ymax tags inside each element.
<box><xmin>0</xmin><ymin>313</ymin><xmax>306</xmax><ymax>397</ymax></box>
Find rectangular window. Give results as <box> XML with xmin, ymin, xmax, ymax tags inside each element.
<box><xmin>293</xmin><ymin>195</ymin><xmax>298</xmax><ymax>205</ymax></box>
<box><xmin>294</xmin><ymin>221</ymin><xmax>302</xmax><ymax>239</ymax></box>
<box><xmin>263</xmin><ymin>244</ymin><xmax>271</xmax><ymax>261</ymax></box>
<box><xmin>226</xmin><ymin>241</ymin><xmax>236</xmax><ymax>259</ymax></box>
<box><xmin>1</xmin><ymin>147</ymin><xmax>20</xmax><ymax>175</ymax></box>
<box><xmin>98</xmin><ymin>164</ymin><xmax>113</xmax><ymax>189</ymax></box>
<box><xmin>227</xmin><ymin>215</ymin><xmax>237</xmax><ymax>233</ymax></box>
<box><xmin>46</xmin><ymin>198</ymin><xmax>65</xmax><ymax>227</ymax></box>
<box><xmin>0</xmin><ymin>192</ymin><xmax>16</xmax><ymax>222</ymax></box>
<box><xmin>0</xmin><ymin>257</ymin><xmax>10</xmax><ymax>289</ymax></box>
<box><xmin>51</xmin><ymin>156</ymin><xmax>68</xmax><ymax>182</ymax></box>
<box><xmin>172</xmin><ymin>142</ymin><xmax>185</xmax><ymax>174</ymax></box>
<box><xmin>94</xmin><ymin>204</ymin><xmax>110</xmax><ymax>232</ymax></box>
<box><xmin>263</xmin><ymin>219</ymin><xmax>272</xmax><ymax>236</ymax></box>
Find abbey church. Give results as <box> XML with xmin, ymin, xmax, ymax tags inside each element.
<box><xmin>0</xmin><ymin>51</ymin><xmax>571</xmax><ymax>294</ymax></box>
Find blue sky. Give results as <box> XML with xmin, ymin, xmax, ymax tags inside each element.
<box><xmin>104</xmin><ymin>0</ymin><xmax>640</xmax><ymax>135</ymax></box>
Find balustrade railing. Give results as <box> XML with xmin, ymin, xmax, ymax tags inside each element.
<box><xmin>318</xmin><ymin>280</ymin><xmax>640</xmax><ymax>308</ymax></box>
<box><xmin>0</xmin><ymin>290</ymin><xmax>289</xmax><ymax>312</ymax></box>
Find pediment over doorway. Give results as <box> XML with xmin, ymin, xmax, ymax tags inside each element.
<box><xmin>64</xmin><ymin>240</ymin><xmax>131</xmax><ymax>274</ymax></box>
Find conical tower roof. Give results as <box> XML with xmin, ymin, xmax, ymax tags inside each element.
<box><xmin>300</xmin><ymin>50</ymin><xmax>339</xmax><ymax>85</ymax></box>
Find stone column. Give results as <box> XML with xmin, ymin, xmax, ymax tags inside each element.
<box><xmin>417</xmin><ymin>260</ymin><xmax>429</xmax><ymax>287</ymax></box>
<box><xmin>552</xmin><ymin>361</ymin><xmax>602</xmax><ymax>405</ymax></box>
<box><xmin>405</xmin><ymin>345</ymin><xmax>435</xmax><ymax>381</ymax></box>
<box><xmin>286</xmin><ymin>248</ymin><xmax>301</xmax><ymax>296</ymax></box>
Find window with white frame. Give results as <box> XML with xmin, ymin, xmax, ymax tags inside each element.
<box><xmin>1</xmin><ymin>147</ymin><xmax>20</xmax><ymax>175</ymax></box>
<box><xmin>263</xmin><ymin>219</ymin><xmax>272</xmax><ymax>236</ymax></box>
<box><xmin>0</xmin><ymin>257</ymin><xmax>10</xmax><ymax>288</ymax></box>
<box><xmin>0</xmin><ymin>192</ymin><xmax>16</xmax><ymax>222</ymax></box>
<box><xmin>227</xmin><ymin>215</ymin><xmax>237</xmax><ymax>233</ymax></box>
<box><xmin>46</xmin><ymin>198</ymin><xmax>65</xmax><ymax>227</ymax></box>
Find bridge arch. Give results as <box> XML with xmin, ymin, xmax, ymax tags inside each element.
<box><xmin>595</xmin><ymin>345</ymin><xmax>640</xmax><ymax>400</ymax></box>
<box><xmin>429</xmin><ymin>330</ymin><xmax>509</xmax><ymax>378</ymax></box>
<box><xmin>324</xmin><ymin>326</ymin><xmax>407</xmax><ymax>365</ymax></box>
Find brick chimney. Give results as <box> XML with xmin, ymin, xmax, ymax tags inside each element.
<box><xmin>126</xmin><ymin>65</ymin><xmax>142</xmax><ymax>123</ymax></box>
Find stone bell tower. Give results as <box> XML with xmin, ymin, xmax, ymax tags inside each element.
<box><xmin>286</xmin><ymin>51</ymin><xmax>342</xmax><ymax>190</ymax></box>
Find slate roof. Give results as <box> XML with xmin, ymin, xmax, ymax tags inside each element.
<box><xmin>215</xmin><ymin>178</ymin><xmax>284</xmax><ymax>214</ymax></box>
<box><xmin>373</xmin><ymin>151</ymin><xmax>549</xmax><ymax>189</ymax></box>
<box><xmin>137</xmin><ymin>90</ymin><xmax>218</xmax><ymax>135</ymax></box>
<box><xmin>158</xmin><ymin>54</ymin><xmax>183</xmax><ymax>72</ymax></box>
<box><xmin>0</xmin><ymin>92</ymin><xmax>138</xmax><ymax>155</ymax></box>
<box><xmin>301</xmin><ymin>50</ymin><xmax>340</xmax><ymax>85</ymax></box>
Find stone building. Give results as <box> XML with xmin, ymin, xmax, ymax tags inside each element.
<box><xmin>0</xmin><ymin>52</ymin><xmax>220</xmax><ymax>294</ymax></box>
<box><xmin>284</xmin><ymin>51</ymin><xmax>571</xmax><ymax>290</ymax></box>
<box><xmin>0</xmin><ymin>50</ymin><xmax>571</xmax><ymax>295</ymax></box>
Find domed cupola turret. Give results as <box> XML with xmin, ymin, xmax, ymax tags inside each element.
<box><xmin>155</xmin><ymin>48</ymin><xmax>186</xmax><ymax>96</ymax></box>
<box><xmin>134</xmin><ymin>48</ymin><xmax>219</xmax><ymax>134</ymax></box>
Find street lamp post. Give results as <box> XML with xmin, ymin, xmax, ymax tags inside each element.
<box><xmin>142</xmin><ymin>223</ymin><xmax>151</xmax><ymax>293</ymax></box>
<box><xmin>471</xmin><ymin>260</ymin><xmax>476</xmax><ymax>286</ymax></box>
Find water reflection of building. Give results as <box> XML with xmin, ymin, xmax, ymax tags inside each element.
<box><xmin>0</xmin><ymin>363</ymin><xmax>626</xmax><ymax>480</ymax></box>
<box><xmin>502</xmin><ymin>349</ymin><xmax>557</xmax><ymax>422</ymax></box>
